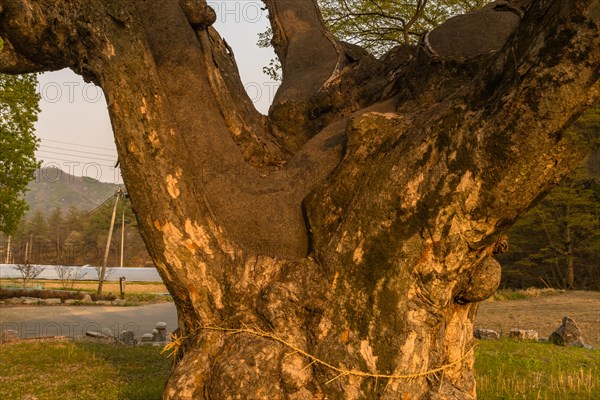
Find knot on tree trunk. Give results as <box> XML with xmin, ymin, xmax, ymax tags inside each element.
<box><xmin>179</xmin><ymin>0</ymin><xmax>216</xmax><ymax>30</ymax></box>
<box><xmin>455</xmin><ymin>256</ymin><xmax>502</xmax><ymax>304</ymax></box>
<box><xmin>493</xmin><ymin>234</ymin><xmax>509</xmax><ymax>254</ymax></box>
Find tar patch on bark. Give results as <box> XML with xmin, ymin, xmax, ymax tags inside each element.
<box><xmin>416</xmin><ymin>145</ymin><xmax>434</xmax><ymax>169</ymax></box>
<box><xmin>410</xmin><ymin>180</ymin><xmax>446</xmax><ymax>237</ymax></box>
<box><xmin>541</xmin><ymin>27</ymin><xmax>577</xmax><ymax>68</ymax></box>
<box><xmin>480</xmin><ymin>72</ymin><xmax>506</xmax><ymax>105</ymax></box>
<box><xmin>436</xmin><ymin>131</ymin><xmax>452</xmax><ymax>152</ymax></box>
<box><xmin>436</xmin><ymin>109</ymin><xmax>466</xmax><ymax>153</ymax></box>
<box><xmin>482</xmin><ymin>123</ymin><xmax>516</xmax><ymax>183</ymax></box>
<box><xmin>449</xmin><ymin>145</ymin><xmax>477</xmax><ymax>176</ymax></box>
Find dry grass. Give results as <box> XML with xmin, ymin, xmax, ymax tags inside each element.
<box><xmin>44</xmin><ymin>281</ymin><xmax>168</xmax><ymax>294</ymax></box>
<box><xmin>1</xmin><ymin>278</ymin><xmax>167</xmax><ymax>295</ymax></box>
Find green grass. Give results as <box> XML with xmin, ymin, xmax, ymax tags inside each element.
<box><xmin>123</xmin><ymin>293</ymin><xmax>173</xmax><ymax>306</ymax></box>
<box><xmin>0</xmin><ymin>341</ymin><xmax>171</xmax><ymax>400</ymax></box>
<box><xmin>0</xmin><ymin>340</ymin><xmax>597</xmax><ymax>399</ymax></box>
<box><xmin>476</xmin><ymin>340</ymin><xmax>599</xmax><ymax>400</ymax></box>
<box><xmin>491</xmin><ymin>288</ymin><xmax>566</xmax><ymax>301</ymax></box>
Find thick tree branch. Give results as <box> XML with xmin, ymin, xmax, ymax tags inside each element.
<box><xmin>471</xmin><ymin>0</ymin><xmax>600</xmax><ymax>229</ymax></box>
<box><xmin>0</xmin><ymin>36</ymin><xmax>48</xmax><ymax>73</ymax></box>
<box><xmin>264</xmin><ymin>0</ymin><xmax>347</xmax><ymax>149</ymax></box>
<box><xmin>0</xmin><ymin>1</ymin><xmax>69</xmax><ymax>73</ymax></box>
<box><xmin>0</xmin><ymin>0</ymin><xmax>350</xmax><ymax>262</ymax></box>
<box><xmin>306</xmin><ymin>0</ymin><xmax>599</xmax><ymax>270</ymax></box>
<box><xmin>196</xmin><ymin>27</ymin><xmax>290</xmax><ymax>167</ymax></box>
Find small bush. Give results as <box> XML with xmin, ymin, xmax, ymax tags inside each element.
<box><xmin>1</xmin><ymin>288</ymin><xmax>119</xmax><ymax>303</ymax></box>
<box><xmin>0</xmin><ymin>288</ymin><xmax>84</xmax><ymax>302</ymax></box>
<box><xmin>91</xmin><ymin>292</ymin><xmax>117</xmax><ymax>301</ymax></box>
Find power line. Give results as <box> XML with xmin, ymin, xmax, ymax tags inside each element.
<box><xmin>37</xmin><ymin>156</ymin><xmax>117</xmax><ymax>169</ymax></box>
<box><xmin>37</xmin><ymin>149</ymin><xmax>116</xmax><ymax>162</ymax></box>
<box><xmin>39</xmin><ymin>144</ymin><xmax>116</xmax><ymax>158</ymax></box>
<box><xmin>37</xmin><ymin>137</ymin><xmax>116</xmax><ymax>152</ymax></box>
<box><xmin>78</xmin><ymin>193</ymin><xmax>120</xmax><ymax>223</ymax></box>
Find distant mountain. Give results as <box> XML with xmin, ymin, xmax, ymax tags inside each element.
<box><xmin>25</xmin><ymin>167</ymin><xmax>122</xmax><ymax>214</ymax></box>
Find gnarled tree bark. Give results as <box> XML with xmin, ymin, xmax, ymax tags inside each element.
<box><xmin>1</xmin><ymin>0</ymin><xmax>598</xmax><ymax>398</ymax></box>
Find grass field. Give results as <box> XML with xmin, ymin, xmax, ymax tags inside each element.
<box><xmin>0</xmin><ymin>339</ymin><xmax>597</xmax><ymax>399</ymax></box>
<box><xmin>0</xmin><ymin>278</ymin><xmax>171</xmax><ymax>305</ymax></box>
<box><xmin>0</xmin><ymin>340</ymin><xmax>171</xmax><ymax>400</ymax></box>
<box><xmin>476</xmin><ymin>340</ymin><xmax>599</xmax><ymax>400</ymax></box>
<box><xmin>0</xmin><ymin>278</ymin><xmax>168</xmax><ymax>295</ymax></box>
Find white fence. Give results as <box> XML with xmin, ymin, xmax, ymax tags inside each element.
<box><xmin>0</xmin><ymin>264</ymin><xmax>162</xmax><ymax>282</ymax></box>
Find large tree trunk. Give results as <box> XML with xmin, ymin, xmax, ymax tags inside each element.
<box><xmin>2</xmin><ymin>0</ymin><xmax>599</xmax><ymax>398</ymax></box>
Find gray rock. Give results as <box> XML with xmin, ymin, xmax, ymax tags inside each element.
<box><xmin>119</xmin><ymin>330</ymin><xmax>137</xmax><ymax>345</ymax></box>
<box><xmin>1</xmin><ymin>329</ymin><xmax>20</xmax><ymax>343</ymax></box>
<box><xmin>42</xmin><ymin>298</ymin><xmax>62</xmax><ymax>305</ymax></box>
<box><xmin>474</xmin><ymin>328</ymin><xmax>500</xmax><ymax>340</ymax></box>
<box><xmin>80</xmin><ymin>294</ymin><xmax>93</xmax><ymax>303</ymax></box>
<box><xmin>95</xmin><ymin>300</ymin><xmax>112</xmax><ymax>306</ymax></box>
<box><xmin>155</xmin><ymin>321</ymin><xmax>168</xmax><ymax>342</ymax></box>
<box><xmin>140</xmin><ymin>333</ymin><xmax>155</xmax><ymax>343</ymax></box>
<box><xmin>509</xmin><ymin>329</ymin><xmax>538</xmax><ymax>341</ymax></box>
<box><xmin>8</xmin><ymin>297</ymin><xmax>22</xmax><ymax>304</ymax></box>
<box><xmin>550</xmin><ymin>317</ymin><xmax>590</xmax><ymax>348</ymax></box>
<box><xmin>86</xmin><ymin>331</ymin><xmax>108</xmax><ymax>339</ymax></box>
<box><xmin>112</xmin><ymin>299</ymin><xmax>126</xmax><ymax>306</ymax></box>
<box><xmin>101</xmin><ymin>328</ymin><xmax>114</xmax><ymax>338</ymax></box>
<box><xmin>21</xmin><ymin>297</ymin><xmax>40</xmax><ymax>305</ymax></box>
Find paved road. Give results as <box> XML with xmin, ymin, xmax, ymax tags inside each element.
<box><xmin>0</xmin><ymin>303</ymin><xmax>177</xmax><ymax>339</ymax></box>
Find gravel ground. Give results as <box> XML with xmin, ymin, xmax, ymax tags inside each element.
<box><xmin>0</xmin><ymin>302</ymin><xmax>177</xmax><ymax>340</ymax></box>
<box><xmin>475</xmin><ymin>290</ymin><xmax>600</xmax><ymax>347</ymax></box>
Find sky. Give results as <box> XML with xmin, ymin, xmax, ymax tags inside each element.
<box><xmin>34</xmin><ymin>1</ymin><xmax>277</xmax><ymax>184</ymax></box>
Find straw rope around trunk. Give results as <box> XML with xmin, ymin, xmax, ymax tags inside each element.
<box><xmin>162</xmin><ymin>323</ymin><xmax>476</xmax><ymax>383</ymax></box>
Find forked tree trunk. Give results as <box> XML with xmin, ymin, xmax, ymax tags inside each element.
<box><xmin>1</xmin><ymin>0</ymin><xmax>598</xmax><ymax>398</ymax></box>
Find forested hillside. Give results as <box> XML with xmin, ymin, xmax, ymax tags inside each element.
<box><xmin>0</xmin><ymin>167</ymin><xmax>152</xmax><ymax>267</ymax></box>
<box><xmin>24</xmin><ymin>167</ymin><xmax>120</xmax><ymax>214</ymax></box>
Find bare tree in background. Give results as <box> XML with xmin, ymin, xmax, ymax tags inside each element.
<box><xmin>14</xmin><ymin>263</ymin><xmax>43</xmax><ymax>288</ymax></box>
<box><xmin>54</xmin><ymin>265</ymin><xmax>87</xmax><ymax>290</ymax></box>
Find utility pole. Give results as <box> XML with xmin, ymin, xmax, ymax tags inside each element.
<box><xmin>29</xmin><ymin>234</ymin><xmax>33</xmax><ymax>264</ymax></box>
<box><xmin>120</xmin><ymin>207</ymin><xmax>125</xmax><ymax>268</ymax></box>
<box><xmin>5</xmin><ymin>236</ymin><xmax>11</xmax><ymax>264</ymax></box>
<box><xmin>97</xmin><ymin>188</ymin><xmax>121</xmax><ymax>294</ymax></box>
<box><xmin>56</xmin><ymin>220</ymin><xmax>61</xmax><ymax>263</ymax></box>
<box><xmin>25</xmin><ymin>241</ymin><xmax>30</xmax><ymax>264</ymax></box>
